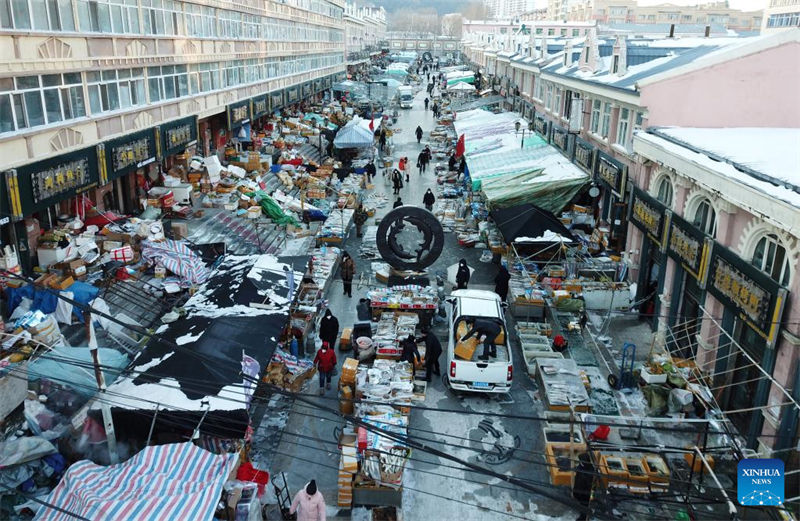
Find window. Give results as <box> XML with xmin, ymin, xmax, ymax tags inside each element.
<box><xmin>752</xmin><ymin>234</ymin><xmax>790</xmax><ymax>286</ymax></box>
<box><xmin>553</xmin><ymin>87</ymin><xmax>562</xmax><ymax>114</ymax></box>
<box><xmin>600</xmin><ymin>102</ymin><xmax>611</xmax><ymax>137</ymax></box>
<box><xmin>0</xmin><ymin>74</ymin><xmax>84</xmax><ymax>133</ymax></box>
<box><xmin>1</xmin><ymin>0</ymin><xmax>76</xmax><ymax>30</ymax></box>
<box><xmin>612</xmin><ymin>55</ymin><xmax>619</xmax><ymax>74</ymax></box>
<box><xmin>590</xmin><ymin>99</ymin><xmax>601</xmax><ymax>133</ymax></box>
<box><xmin>692</xmin><ymin>198</ymin><xmax>716</xmax><ymax>237</ymax></box>
<box><xmin>572</xmin><ymin>29</ymin><xmax>579</xmax><ymax>37</ymax></box>
<box><xmin>544</xmin><ymin>83</ymin><xmax>553</xmax><ymax>111</ymax></box>
<box><xmin>87</xmin><ymin>68</ymin><xmax>145</xmax><ymax>113</ymax></box>
<box><xmin>147</xmin><ymin>65</ymin><xmax>188</xmax><ymax>101</ymax></box>
<box><xmin>141</xmin><ymin>0</ymin><xmax>179</xmax><ymax>35</ymax></box>
<box><xmin>615</xmin><ymin>107</ymin><xmax>631</xmax><ymax>148</ymax></box>
<box><xmin>656</xmin><ymin>177</ymin><xmax>673</xmax><ymax>207</ymax></box>
<box><xmin>766</xmin><ymin>12</ymin><xmax>800</xmax><ymax>27</ymax></box>
<box><xmin>185</xmin><ymin>4</ymin><xmax>216</xmax><ymax>37</ymax></box>
<box><xmin>547</xmin><ymin>28</ymin><xmax>554</xmax><ymax>36</ymax></box>
<box><xmin>534</xmin><ymin>78</ymin><xmax>544</xmax><ymax>100</ymax></box>
<box><xmin>77</xmin><ymin>0</ymin><xmax>139</xmax><ymax>33</ymax></box>
<box><xmin>535</xmin><ymin>27</ymin><xmax>543</xmax><ymax>35</ymax></box>
<box><xmin>560</xmin><ymin>28</ymin><xmax>566</xmax><ymax>36</ymax></box>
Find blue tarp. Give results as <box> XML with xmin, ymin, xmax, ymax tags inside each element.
<box><xmin>5</xmin><ymin>281</ymin><xmax>99</xmax><ymax>322</ymax></box>
<box><xmin>27</xmin><ymin>346</ymin><xmax>129</xmax><ymax>396</ymax></box>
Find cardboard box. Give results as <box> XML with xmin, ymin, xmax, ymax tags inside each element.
<box><xmin>454</xmin><ymin>338</ymin><xmax>478</xmax><ymax>361</ymax></box>
<box><xmin>56</xmin><ymin>276</ymin><xmax>74</xmax><ymax>290</ymax></box>
<box><xmin>341</xmin><ymin>358</ymin><xmax>358</xmax><ymax>385</ymax></box>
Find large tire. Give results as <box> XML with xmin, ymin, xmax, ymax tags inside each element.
<box><xmin>376</xmin><ymin>206</ymin><xmax>444</xmax><ymax>271</ymax></box>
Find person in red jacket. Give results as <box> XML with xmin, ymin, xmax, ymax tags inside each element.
<box><xmin>313</xmin><ymin>341</ymin><xmax>337</xmax><ymax>395</ymax></box>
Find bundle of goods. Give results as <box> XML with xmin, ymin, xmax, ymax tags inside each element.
<box><xmin>318</xmin><ymin>208</ymin><xmax>354</xmax><ymax>241</ymax></box>
<box><xmin>359</xmin><ymin>226</ymin><xmax>379</xmax><ymax>259</ymax></box>
<box><xmin>310</xmin><ymin>246</ymin><xmax>340</xmax><ymax>287</ymax></box>
<box><xmin>367</xmin><ymin>285</ymin><xmax>438</xmax><ymax>310</ymax></box>
<box><xmin>265</xmin><ymin>348</ymin><xmax>316</xmax><ymax>392</ymax></box>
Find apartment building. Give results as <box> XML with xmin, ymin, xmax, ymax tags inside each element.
<box><xmin>0</xmin><ymin>0</ymin><xmax>347</xmax><ymax>265</ymax></box>
<box><xmin>485</xmin><ymin>0</ymin><xmax>538</xmax><ymax>20</ymax></box>
<box><xmin>761</xmin><ymin>0</ymin><xmax>800</xmax><ymax>33</ymax></box>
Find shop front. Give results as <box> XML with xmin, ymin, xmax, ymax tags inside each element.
<box><xmin>160</xmin><ymin>116</ymin><xmax>198</xmax><ymax>168</ymax></box>
<box><xmin>227</xmin><ymin>98</ymin><xmax>252</xmax><ymax>143</ymax></box>
<box><xmin>4</xmin><ymin>146</ymin><xmax>100</xmax><ymax>273</ymax></box>
<box><xmin>664</xmin><ymin>211</ymin><xmax>711</xmax><ymax>359</ymax></box>
<box><xmin>271</xmin><ymin>89</ymin><xmax>286</xmax><ymax>115</ymax></box>
<box><xmin>532</xmin><ymin>112</ymin><xmax>549</xmax><ymax>140</ymax></box>
<box><xmin>101</xmin><ymin>128</ymin><xmax>158</xmax><ymax>215</ymax></box>
<box><xmin>706</xmin><ymin>243</ymin><xmax>787</xmax><ymax>448</ymax></box>
<box><xmin>628</xmin><ymin>186</ymin><xmax>669</xmax><ymax>330</ymax></box>
<box><xmin>301</xmin><ymin>81</ymin><xmax>312</xmax><ymax>102</ymax></box>
<box><xmin>595</xmin><ymin>151</ymin><xmax>628</xmax><ymax>252</ymax></box>
<box><xmin>286</xmin><ymin>85</ymin><xmax>300</xmax><ymax>107</ymax></box>
<box><xmin>549</xmin><ymin>124</ymin><xmax>574</xmax><ymax>161</ymax></box>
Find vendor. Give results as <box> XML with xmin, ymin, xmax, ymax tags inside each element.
<box><xmin>553</xmin><ymin>334</ymin><xmax>568</xmax><ymax>352</ymax></box>
<box><xmin>460</xmin><ymin>318</ymin><xmax>500</xmax><ymax>361</ymax></box>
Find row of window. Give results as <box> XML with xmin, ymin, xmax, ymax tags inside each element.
<box><xmin>654</xmin><ymin>176</ymin><xmax>790</xmax><ymax>286</ymax></box>
<box><xmin>531</xmin><ymin>78</ymin><xmax>642</xmax><ymax>150</ymax></box>
<box><xmin>0</xmin><ymin>0</ymin><xmax>344</xmax><ymax>40</ymax></box>
<box><xmin>284</xmin><ymin>0</ymin><xmax>342</xmax><ymax>20</ymax></box>
<box><xmin>766</xmin><ymin>12</ymin><xmax>800</xmax><ymax>27</ymax></box>
<box><xmin>0</xmin><ymin>54</ymin><xmax>343</xmax><ymax>133</ymax></box>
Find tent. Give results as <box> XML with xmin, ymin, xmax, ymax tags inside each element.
<box><xmin>334</xmin><ymin>119</ymin><xmax>375</xmax><ymax>149</ymax></box>
<box><xmin>27</xmin><ymin>346</ymin><xmax>129</xmax><ymax>397</ymax></box>
<box><xmin>448</xmin><ymin>82</ymin><xmax>475</xmax><ymax>92</ymax></box>
<box><xmin>490</xmin><ymin>204</ymin><xmax>578</xmax><ymax>245</ymax></box>
<box><xmin>35</xmin><ymin>443</ymin><xmax>236</xmax><ymax>521</ymax></box>
<box><xmin>96</xmin><ymin>254</ymin><xmax>306</xmax><ymax>441</ymax></box>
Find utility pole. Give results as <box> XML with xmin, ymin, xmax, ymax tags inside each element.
<box><xmin>86</xmin><ymin>313</ymin><xmax>119</xmax><ymax>464</ymax></box>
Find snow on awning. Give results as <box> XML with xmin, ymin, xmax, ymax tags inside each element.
<box><xmin>35</xmin><ymin>443</ymin><xmax>236</xmax><ymax>521</ymax></box>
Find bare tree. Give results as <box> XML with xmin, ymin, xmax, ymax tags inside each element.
<box><xmin>441</xmin><ymin>13</ymin><xmax>464</xmax><ymax>38</ymax></box>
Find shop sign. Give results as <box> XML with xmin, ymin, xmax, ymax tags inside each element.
<box><xmin>301</xmin><ymin>82</ymin><xmax>312</xmax><ymax>98</ymax></box>
<box><xmin>629</xmin><ymin>186</ymin><xmax>668</xmax><ymax>248</ymax></box>
<box><xmin>251</xmin><ymin>95</ymin><xmax>269</xmax><ymax>120</ymax></box>
<box><xmin>595</xmin><ymin>151</ymin><xmax>626</xmax><ymax>198</ymax></box>
<box><xmin>533</xmin><ymin>114</ymin><xmax>548</xmax><ymax>137</ymax></box>
<box><xmin>271</xmin><ymin>90</ymin><xmax>285</xmax><ymax>112</ymax></box>
<box><xmin>313</xmin><ymin>79</ymin><xmax>322</xmax><ymax>92</ymax></box>
<box><xmin>707</xmin><ymin>244</ymin><xmax>786</xmax><ymax>343</ymax></box>
<box><xmin>550</xmin><ymin>124</ymin><xmax>573</xmax><ymax>158</ymax></box>
<box><xmin>226</xmin><ymin>99</ymin><xmax>251</xmax><ymax>130</ymax></box>
<box><xmin>160</xmin><ymin>116</ymin><xmax>197</xmax><ymax>158</ymax></box>
<box><xmin>666</xmin><ymin>211</ymin><xmax>709</xmax><ymax>281</ymax></box>
<box><xmin>104</xmin><ymin>129</ymin><xmax>157</xmax><ymax>182</ymax></box>
<box><xmin>4</xmin><ymin>146</ymin><xmax>99</xmax><ymax>218</ymax></box>
<box><xmin>573</xmin><ymin>137</ymin><xmax>595</xmax><ymax>173</ymax></box>
<box><xmin>287</xmin><ymin>86</ymin><xmax>299</xmax><ymax>103</ymax></box>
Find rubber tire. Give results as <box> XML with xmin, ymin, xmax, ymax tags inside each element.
<box><xmin>607</xmin><ymin>373</ymin><xmax>619</xmax><ymax>389</ymax></box>
<box><xmin>376</xmin><ymin>206</ymin><xmax>444</xmax><ymax>271</ymax></box>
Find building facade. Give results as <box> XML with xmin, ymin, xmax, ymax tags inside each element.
<box><xmin>551</xmin><ymin>0</ymin><xmax>763</xmax><ymax>33</ymax></box>
<box><xmin>0</xmin><ymin>0</ymin><xmax>347</xmax><ymax>270</ymax></box>
<box><xmin>761</xmin><ymin>0</ymin><xmax>800</xmax><ymax>33</ymax></box>
<box><xmin>485</xmin><ymin>0</ymin><xmax>538</xmax><ymax>20</ymax></box>
<box><xmin>463</xmin><ymin>29</ymin><xmax>800</xmax><ymax>455</ymax></box>
<box><xmin>385</xmin><ymin>32</ymin><xmax>462</xmax><ymax>59</ymax></box>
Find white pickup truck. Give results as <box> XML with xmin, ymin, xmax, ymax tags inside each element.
<box><xmin>445</xmin><ymin>290</ymin><xmax>513</xmax><ymax>393</ymax></box>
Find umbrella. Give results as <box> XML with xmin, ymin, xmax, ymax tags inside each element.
<box><xmin>333</xmin><ymin>120</ymin><xmax>375</xmax><ymax>149</ymax></box>
<box><xmin>447</xmin><ymin>263</ymin><xmax>475</xmax><ymax>286</ymax></box>
<box><xmin>489</xmin><ymin>204</ymin><xmax>577</xmax><ymax>245</ymax></box>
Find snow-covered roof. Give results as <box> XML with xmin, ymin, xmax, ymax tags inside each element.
<box><xmin>637</xmin><ymin>128</ymin><xmax>800</xmax><ymax>208</ymax></box>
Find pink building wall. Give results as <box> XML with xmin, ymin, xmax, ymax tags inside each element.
<box><xmin>641</xmin><ymin>41</ymin><xmax>800</xmax><ymax>128</ymax></box>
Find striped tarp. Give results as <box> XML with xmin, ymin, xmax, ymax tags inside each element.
<box><xmin>35</xmin><ymin>442</ymin><xmax>236</xmax><ymax>521</ymax></box>
<box><xmin>141</xmin><ymin>239</ymin><xmax>211</xmax><ymax>286</ymax></box>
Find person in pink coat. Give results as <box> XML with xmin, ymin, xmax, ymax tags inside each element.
<box><xmin>289</xmin><ymin>480</ymin><xmax>326</xmax><ymax>521</ymax></box>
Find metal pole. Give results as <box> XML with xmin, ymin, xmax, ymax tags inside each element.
<box><xmin>86</xmin><ymin>312</ymin><xmax>120</xmax><ymax>464</ymax></box>
<box><xmin>693</xmin><ymin>446</ymin><xmax>737</xmax><ymax>519</ymax></box>
<box><xmin>146</xmin><ymin>406</ymin><xmax>160</xmax><ymax>446</ymax></box>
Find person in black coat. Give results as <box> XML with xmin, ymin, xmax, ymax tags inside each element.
<box><xmin>365</xmin><ymin>160</ymin><xmax>376</xmax><ymax>182</ymax></box>
<box><xmin>391</xmin><ymin>169</ymin><xmax>403</xmax><ymax>195</ymax></box>
<box><xmin>423</xmin><ymin>189</ymin><xmax>435</xmax><ymax>211</ymax></box>
<box><xmin>401</xmin><ymin>334</ymin><xmax>421</xmax><ymax>378</ymax></box>
<box><xmin>393</xmin><ymin>197</ymin><xmax>403</xmax><ymax>208</ymax></box>
<box><xmin>448</xmin><ymin>154</ymin><xmax>457</xmax><ymax>172</ymax></box>
<box><xmin>494</xmin><ymin>264</ymin><xmax>511</xmax><ymax>302</ymax></box>
<box><xmin>417</xmin><ymin>150</ymin><xmax>428</xmax><ymax>174</ymax></box>
<box><xmin>460</xmin><ymin>318</ymin><xmax>501</xmax><ymax>360</ymax></box>
<box><xmin>421</xmin><ymin>330</ymin><xmax>442</xmax><ymax>382</ymax></box>
<box><xmin>572</xmin><ymin>452</ymin><xmax>595</xmax><ymax>521</ymax></box>
<box><xmin>415</xmin><ymin>126</ymin><xmax>423</xmax><ymax>143</ymax></box>
<box><xmin>455</xmin><ymin>258</ymin><xmax>470</xmax><ymax>289</ymax></box>
<box><xmin>424</xmin><ymin>98</ymin><xmax>429</xmax><ymax>110</ymax></box>
<box><xmin>319</xmin><ymin>309</ymin><xmax>339</xmax><ymax>349</ymax></box>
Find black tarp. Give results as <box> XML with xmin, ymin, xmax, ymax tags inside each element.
<box><xmin>489</xmin><ymin>204</ymin><xmax>577</xmax><ymax>245</ymax></box>
<box><xmin>94</xmin><ymin>254</ymin><xmax>307</xmax><ymax>441</ymax></box>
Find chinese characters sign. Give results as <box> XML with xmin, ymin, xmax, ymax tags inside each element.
<box><xmin>31</xmin><ymin>158</ymin><xmax>90</xmax><ymax>204</ymax></box>
<box><xmin>666</xmin><ymin>212</ymin><xmax>708</xmax><ymax>280</ymax></box>
<box><xmin>252</xmin><ymin>96</ymin><xmax>268</xmax><ymax>120</ymax></box>
<box><xmin>271</xmin><ymin>91</ymin><xmax>284</xmax><ymax>111</ymax></box>
<box><xmin>629</xmin><ymin>187</ymin><xmax>667</xmax><ymax>247</ymax></box>
<box><xmin>112</xmin><ymin>137</ymin><xmax>152</xmax><ymax>173</ymax></box>
<box><xmin>227</xmin><ymin>100</ymin><xmax>251</xmax><ymax>130</ymax></box>
<box><xmin>551</xmin><ymin>125</ymin><xmax>571</xmax><ymax>155</ymax></box>
<box><xmin>595</xmin><ymin>152</ymin><xmax>626</xmax><ymax>198</ymax></box>
<box><xmin>160</xmin><ymin>116</ymin><xmax>197</xmax><ymax>157</ymax></box>
<box><xmin>574</xmin><ymin>139</ymin><xmax>594</xmax><ymax>172</ymax></box>
<box><xmin>533</xmin><ymin>115</ymin><xmax>547</xmax><ymax>136</ymax></box>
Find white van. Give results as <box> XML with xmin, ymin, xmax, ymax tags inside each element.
<box><xmin>445</xmin><ymin>290</ymin><xmax>513</xmax><ymax>393</ymax></box>
<box><xmin>398</xmin><ymin>86</ymin><xmax>414</xmax><ymax>109</ymax></box>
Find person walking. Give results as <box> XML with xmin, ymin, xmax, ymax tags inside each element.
<box><xmin>401</xmin><ymin>156</ymin><xmax>410</xmax><ymax>182</ymax></box>
<box><xmin>354</xmin><ymin>203</ymin><xmax>368</xmax><ymax>238</ymax></box>
<box><xmin>448</xmin><ymin>153</ymin><xmax>457</xmax><ymax>172</ymax></box>
<box><xmin>421</xmin><ymin>329</ymin><xmax>442</xmax><ymax>382</ymax></box>
<box><xmin>378</xmin><ymin>128</ymin><xmax>387</xmax><ymax>153</ymax></box>
<box><xmin>460</xmin><ymin>318</ymin><xmax>501</xmax><ymax>361</ymax></box>
<box><xmin>456</xmin><ymin>258</ymin><xmax>471</xmax><ymax>289</ymax></box>
<box><xmin>318</xmin><ymin>309</ymin><xmax>339</xmax><ymax>349</ymax></box>
<box><xmin>340</xmin><ymin>251</ymin><xmax>355</xmax><ymax>298</ymax></box>
<box><xmin>393</xmin><ymin>197</ymin><xmax>403</xmax><ymax>208</ymax></box>
<box><xmin>290</xmin><ymin>480</ymin><xmax>326</xmax><ymax>521</ymax></box>
<box><xmin>313</xmin><ymin>342</ymin><xmax>337</xmax><ymax>394</ymax></box>
<box><xmin>494</xmin><ymin>263</ymin><xmax>511</xmax><ymax>302</ymax></box>
<box><xmin>365</xmin><ymin>160</ymin><xmax>376</xmax><ymax>182</ymax></box>
<box><xmin>423</xmin><ymin>189</ymin><xmax>435</xmax><ymax>211</ymax></box>
<box><xmin>424</xmin><ymin>97</ymin><xmax>429</xmax><ymax>110</ymax></box>
<box><xmin>398</xmin><ymin>156</ymin><xmax>407</xmax><ymax>176</ymax></box>
<box><xmin>415</xmin><ymin>125</ymin><xmax>423</xmax><ymax>143</ymax></box>
<box><xmin>417</xmin><ymin>150</ymin><xmax>427</xmax><ymax>175</ymax></box>
<box><xmin>401</xmin><ymin>334</ymin><xmax>421</xmax><ymax>379</ymax></box>
<box><xmin>391</xmin><ymin>169</ymin><xmax>403</xmax><ymax>195</ymax></box>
